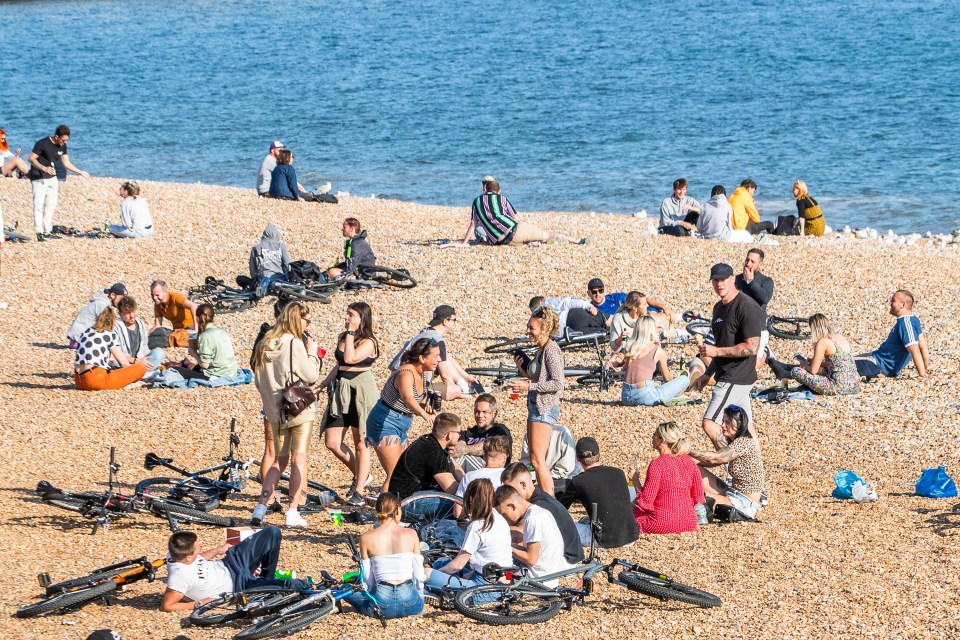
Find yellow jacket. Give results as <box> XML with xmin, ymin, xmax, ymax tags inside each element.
<box><xmin>728</xmin><ymin>186</ymin><xmax>760</xmax><ymax>230</ymax></box>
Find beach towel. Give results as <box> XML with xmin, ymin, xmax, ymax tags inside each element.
<box><xmin>151</xmin><ymin>368</ymin><xmax>253</xmax><ymax>389</ymax></box>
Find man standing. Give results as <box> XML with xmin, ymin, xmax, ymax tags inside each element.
<box><xmin>66</xmin><ymin>283</ymin><xmax>127</xmax><ymax>347</ymax></box>
<box><xmin>558</xmin><ymin>438</ymin><xmax>639</xmax><ymax>549</ymax></box>
<box><xmin>256</xmin><ymin>141</ymin><xmax>284</xmax><ymax>196</ymax></box>
<box><xmin>728</xmin><ymin>179</ymin><xmax>774</xmax><ymax>235</ymax></box>
<box><xmin>693</xmin><ymin>263</ymin><xmax>761</xmax><ymax>447</ymax></box>
<box><xmin>452</xmin><ymin>393</ymin><xmax>513</xmax><ymax>472</ymax></box>
<box><xmin>149</xmin><ymin>280</ymin><xmax>199</xmax><ymax>348</ymax></box>
<box><xmin>659</xmin><ymin>178</ymin><xmax>701</xmax><ymax>237</ymax></box>
<box><xmin>28</xmin><ymin>125</ymin><xmax>89</xmax><ymax>241</ymax></box>
<box><xmin>735</xmin><ymin>248</ymin><xmax>774</xmax><ymax>365</ymax></box>
<box><xmin>856</xmin><ymin>290</ymin><xmax>931</xmax><ymax>378</ymax></box>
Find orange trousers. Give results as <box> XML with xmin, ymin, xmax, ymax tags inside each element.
<box><xmin>75</xmin><ymin>363</ymin><xmax>147</xmax><ymax>390</ymax></box>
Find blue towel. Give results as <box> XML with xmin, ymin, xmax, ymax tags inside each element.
<box><xmin>152</xmin><ymin>368</ymin><xmax>253</xmax><ymax>389</ymax></box>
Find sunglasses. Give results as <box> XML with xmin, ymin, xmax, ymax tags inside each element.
<box><xmin>590</xmin><ymin>288</ymin><xmax>604</xmax><ymax>294</ymax></box>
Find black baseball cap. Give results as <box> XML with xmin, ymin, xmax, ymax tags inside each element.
<box><xmin>104</xmin><ymin>283</ymin><xmax>127</xmax><ymax>296</ymax></box>
<box><xmin>709</xmin><ymin>264</ymin><xmax>734</xmax><ymax>280</ymax></box>
<box><xmin>86</xmin><ymin>631</ymin><xmax>121</xmax><ymax>640</ymax></box>
<box><xmin>587</xmin><ymin>278</ymin><xmax>604</xmax><ymax>291</ymax></box>
<box><xmin>429</xmin><ymin>305</ymin><xmax>456</xmax><ymax>327</ymax></box>
<box><xmin>575</xmin><ymin>436</ymin><xmax>600</xmax><ymax>459</ymax></box>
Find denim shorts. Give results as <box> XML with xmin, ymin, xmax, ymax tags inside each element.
<box><xmin>526</xmin><ymin>395</ymin><xmax>560</xmax><ymax>425</ymax></box>
<box><xmin>364</xmin><ymin>401</ymin><xmax>412</xmax><ymax>447</ymax></box>
<box><xmin>346</xmin><ymin>581</ymin><xmax>424</xmax><ymax>619</ymax></box>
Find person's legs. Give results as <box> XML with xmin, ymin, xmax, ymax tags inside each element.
<box><xmin>574</xmin><ymin>521</ymin><xmax>592</xmax><ymax>547</ymax></box>
<box><xmin>508</xmin><ymin>221</ymin><xmax>550</xmax><ymax>244</ymax></box>
<box><xmin>324</xmin><ymin>425</ymin><xmax>357</xmax><ymax>476</ymax></box>
<box><xmin>377</xmin><ymin>438</ymin><xmax>406</xmax><ymax>492</ymax></box>
<box><xmin>351</xmin><ymin>427</ymin><xmax>371</xmax><ymax>494</ymax></box>
<box><xmin>565</xmin><ymin>308</ymin><xmax>606</xmax><ymax>333</ymax></box>
<box><xmin>790</xmin><ymin>367</ymin><xmax>839</xmax><ymax>395</ymax></box>
<box><xmin>527</xmin><ymin>420</ymin><xmax>554</xmax><ymax>496</ymax></box>
<box><xmin>172</xmin><ymin>366</ymin><xmax>207</xmax><ymax>381</ymax></box>
<box><xmin>142</xmin><ymin>348</ymin><xmax>165</xmax><ymax>381</ymax></box>
<box><xmin>285</xmin><ymin>424</ymin><xmax>312</xmax><ymax>511</ymax></box>
<box><xmin>226</xmin><ymin>525</ymin><xmax>282</xmax><ymax>585</ymax></box>
<box><xmin>32</xmin><ymin>179</ymin><xmax>47</xmax><ymax>234</ymax></box>
<box><xmin>622</xmin><ymin>382</ymin><xmax>658</xmax><ymax>406</ymax></box>
<box><xmin>260</xmin><ymin>417</ymin><xmax>276</xmax><ymax>482</ymax></box>
<box><xmin>102</xmin><ymin>363</ymin><xmax>147</xmax><ymax>389</ymax></box>
<box><xmin>658</xmin><ymin>225</ymin><xmax>688</xmax><ymax>237</ymax></box>
<box><xmin>654</xmin><ymin>375</ymin><xmax>690</xmax><ymax>404</ymax></box>
<box><xmin>108</xmin><ymin>225</ymin><xmax>135</xmax><ymax>238</ymax></box>
<box><xmin>747</xmin><ymin>220</ymin><xmax>774</xmax><ymax>235</ymax></box>
<box><xmin>43</xmin><ymin>179</ymin><xmax>58</xmax><ymax>234</ymax></box>
<box><xmin>699</xmin><ymin>467</ymin><xmax>732</xmax><ymax>506</ymax></box>
<box><xmin>425</xmin><ymin>568</ymin><xmax>485</xmax><ymax>593</ymax></box>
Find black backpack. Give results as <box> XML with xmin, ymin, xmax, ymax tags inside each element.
<box><xmin>288</xmin><ymin>260</ymin><xmax>324</xmax><ymax>284</ymax></box>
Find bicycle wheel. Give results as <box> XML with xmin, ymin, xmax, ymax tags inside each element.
<box><xmin>400</xmin><ymin>491</ymin><xmax>463</xmax><ymax>524</ymax></box>
<box><xmin>453</xmin><ymin>584</ymin><xmax>563</xmax><ymax>625</ymax></box>
<box><xmin>484</xmin><ymin>337</ymin><xmax>532</xmax><ymax>355</ymax></box>
<box><xmin>685</xmin><ymin>319</ymin><xmax>712</xmax><ymax>338</ymax></box>
<box><xmin>212</xmin><ymin>296</ymin><xmax>256</xmax><ymax>314</ymax></box>
<box><xmin>618</xmin><ymin>571</ymin><xmax>721</xmax><ymax>608</ymax></box>
<box><xmin>270</xmin><ymin>282</ymin><xmax>331</xmax><ymax>304</ymax></box>
<box><xmin>465</xmin><ymin>365</ymin><xmax>519</xmax><ymax>379</ymax></box>
<box><xmin>16</xmin><ymin>580</ymin><xmax>118</xmax><ymax>618</ymax></box>
<box><xmin>41</xmin><ymin>492</ymin><xmax>101</xmax><ymax>513</ymax></box>
<box><xmin>766</xmin><ymin>316</ymin><xmax>810</xmax><ymax>341</ymax></box>
<box><xmin>234</xmin><ymin>599</ymin><xmax>335</xmax><ymax>640</ymax></box>
<box><xmin>135</xmin><ymin>477</ymin><xmax>222</xmax><ymax>511</ymax></box>
<box><xmin>575</xmin><ymin>369</ymin><xmax>623</xmax><ymax>386</ymax></box>
<box><xmin>357</xmin><ymin>265</ymin><xmax>417</xmax><ymax>289</ymax></box>
<box><xmin>148</xmin><ymin>499</ymin><xmax>238</xmax><ymax>527</ymax></box>
<box><xmin>190</xmin><ymin>586</ymin><xmax>301</xmax><ymax>627</ymax></box>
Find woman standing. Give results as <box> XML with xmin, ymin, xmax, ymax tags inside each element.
<box><xmin>251</xmin><ymin>301</ymin><xmax>322</xmax><ymax>528</ymax></box>
<box><xmin>109</xmin><ymin>181</ymin><xmax>154</xmax><ymax>238</ymax></box>
<box><xmin>629</xmin><ymin>422</ymin><xmax>705</xmax><ymax>534</ymax></box>
<box><xmin>793</xmin><ymin>180</ymin><xmax>826</xmax><ymax>237</ymax></box>
<box><xmin>366</xmin><ymin>337</ymin><xmax>438</xmax><ymax>490</ymax></box>
<box><xmin>345</xmin><ymin>493</ymin><xmax>425</xmax><ymax>619</ymax></box>
<box><xmin>509</xmin><ymin>307</ymin><xmax>564</xmax><ymax>495</ymax></box>
<box><xmin>268</xmin><ymin>149</ymin><xmax>300</xmax><ymax>200</ymax></box>
<box><xmin>610</xmin><ymin>316</ymin><xmax>689</xmax><ymax>406</ymax></box>
<box><xmin>320</xmin><ymin>302</ymin><xmax>379</xmax><ymax>506</ymax></box>
<box><xmin>172</xmin><ymin>304</ymin><xmax>240</xmax><ymax>383</ymax></box>
<box><xmin>767</xmin><ymin>313</ymin><xmax>861</xmax><ymax>396</ymax></box>
<box><xmin>74</xmin><ymin>307</ymin><xmax>149</xmax><ymax>390</ymax></box>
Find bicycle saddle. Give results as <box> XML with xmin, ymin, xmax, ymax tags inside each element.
<box><xmin>36</xmin><ymin>480</ymin><xmax>59</xmax><ymax>495</ymax></box>
<box><xmin>143</xmin><ymin>452</ymin><xmax>172</xmax><ymax>470</ymax></box>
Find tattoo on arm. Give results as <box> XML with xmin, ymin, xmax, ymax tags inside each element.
<box><xmin>740</xmin><ymin>348</ymin><xmax>754</xmax><ymax>357</ymax></box>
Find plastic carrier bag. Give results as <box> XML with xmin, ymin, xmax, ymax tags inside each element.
<box><xmin>832</xmin><ymin>470</ymin><xmax>865</xmax><ymax>499</ymax></box>
<box><xmin>915</xmin><ymin>467</ymin><xmax>958</xmax><ymax>499</ymax></box>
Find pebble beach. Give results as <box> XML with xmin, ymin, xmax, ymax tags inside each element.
<box><xmin>1</xmin><ymin>176</ymin><xmax>959</xmax><ymax>640</ymax></box>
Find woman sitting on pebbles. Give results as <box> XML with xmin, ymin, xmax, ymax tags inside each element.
<box><xmin>767</xmin><ymin>313</ymin><xmax>860</xmax><ymax>396</ymax></box>
<box><xmin>794</xmin><ymin>180</ymin><xmax>825</xmax><ymax>237</ymax></box>
<box><xmin>689</xmin><ymin>406</ymin><xmax>765</xmax><ymax>520</ymax></box>
<box><xmin>74</xmin><ymin>307</ymin><xmax>149</xmax><ymax>390</ymax></box>
<box><xmin>109</xmin><ymin>181</ymin><xmax>154</xmax><ymax>238</ymax></box>
<box><xmin>630</xmin><ymin>422</ymin><xmax>705</xmax><ymax>534</ymax></box>
<box><xmin>268</xmin><ymin>149</ymin><xmax>301</xmax><ymax>201</ymax></box>
<box><xmin>609</xmin><ymin>315</ymin><xmax>689</xmax><ymax>406</ymax></box>
<box><xmin>608</xmin><ymin>291</ymin><xmax>643</xmax><ymax>352</ymax></box>
<box><xmin>171</xmin><ymin>304</ymin><xmax>241</xmax><ymax>384</ymax></box>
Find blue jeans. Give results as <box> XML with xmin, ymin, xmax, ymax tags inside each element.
<box><xmin>621</xmin><ymin>375</ymin><xmax>689</xmax><ymax>406</ymax></box>
<box><xmin>142</xmin><ymin>347</ymin><xmax>165</xmax><ymax>381</ymax></box>
<box><xmin>425</xmin><ymin>566</ymin><xmax>487</xmax><ymax>593</ymax></box>
<box><xmin>346</xmin><ymin>581</ymin><xmax>423</xmax><ymax>619</ymax></box>
<box><xmin>223</xmin><ymin>525</ymin><xmax>310</xmax><ymax>592</ymax></box>
<box><xmin>365</xmin><ymin>401</ymin><xmax>412</xmax><ymax>447</ymax></box>
<box><xmin>108</xmin><ymin>224</ymin><xmax>153</xmax><ymax>238</ymax></box>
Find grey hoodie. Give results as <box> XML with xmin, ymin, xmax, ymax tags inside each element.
<box><xmin>250</xmin><ymin>224</ymin><xmax>292</xmax><ymax>280</ymax></box>
<box><xmin>697</xmin><ymin>194</ymin><xmax>734</xmax><ymax>240</ymax></box>
<box><xmin>67</xmin><ymin>293</ymin><xmax>111</xmax><ymax>342</ymax></box>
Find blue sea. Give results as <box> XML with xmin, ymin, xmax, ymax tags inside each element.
<box><xmin>2</xmin><ymin>0</ymin><xmax>958</xmax><ymax>233</ymax></box>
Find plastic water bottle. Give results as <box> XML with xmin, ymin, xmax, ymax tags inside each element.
<box><xmin>695</xmin><ymin>504</ymin><xmax>709</xmax><ymax>525</ymax></box>
<box><xmin>103</xmin><ymin>220</ymin><xmax>108</xmax><ymax>232</ymax></box>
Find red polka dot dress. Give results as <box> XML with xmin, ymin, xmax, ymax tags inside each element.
<box><xmin>632</xmin><ymin>454</ymin><xmax>704</xmax><ymax>534</ymax></box>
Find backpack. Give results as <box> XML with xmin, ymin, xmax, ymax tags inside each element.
<box><xmin>773</xmin><ymin>215</ymin><xmax>800</xmax><ymax>236</ymax></box>
<box><xmin>288</xmin><ymin>260</ymin><xmax>324</xmax><ymax>284</ymax></box>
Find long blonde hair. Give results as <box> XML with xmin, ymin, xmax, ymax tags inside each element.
<box><xmin>808</xmin><ymin>313</ymin><xmax>832</xmax><ymax>345</ymax></box>
<box><xmin>623</xmin><ymin>315</ymin><xmax>658</xmax><ymax>361</ymax></box>
<box><xmin>251</xmin><ymin>301</ymin><xmax>309</xmax><ymax>371</ymax></box>
<box><xmin>793</xmin><ymin>180</ymin><xmax>809</xmax><ymax>199</ymax></box>
<box><xmin>656</xmin><ymin>421</ymin><xmax>690</xmax><ymax>455</ymax></box>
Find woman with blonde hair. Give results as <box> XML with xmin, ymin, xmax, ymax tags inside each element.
<box><xmin>345</xmin><ymin>493</ymin><xmax>425</xmax><ymax>619</ymax></box>
<box><xmin>608</xmin><ymin>291</ymin><xmax>644</xmax><ymax>351</ymax></box>
<box><xmin>793</xmin><ymin>180</ymin><xmax>826</xmax><ymax>237</ymax></box>
<box><xmin>74</xmin><ymin>307</ymin><xmax>149</xmax><ymax>390</ymax></box>
<box><xmin>629</xmin><ymin>421</ymin><xmax>705</xmax><ymax>534</ymax></box>
<box><xmin>250</xmin><ymin>301</ymin><xmax>322</xmax><ymax>528</ymax></box>
<box><xmin>609</xmin><ymin>315</ymin><xmax>689</xmax><ymax>406</ymax></box>
<box><xmin>509</xmin><ymin>306</ymin><xmax>564</xmax><ymax>495</ymax></box>
<box><xmin>767</xmin><ymin>313</ymin><xmax>860</xmax><ymax>395</ymax></box>
<box><xmin>109</xmin><ymin>181</ymin><xmax>154</xmax><ymax>238</ymax></box>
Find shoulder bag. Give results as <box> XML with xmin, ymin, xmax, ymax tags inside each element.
<box><xmin>281</xmin><ymin>339</ymin><xmax>317</xmax><ymax>420</ymax></box>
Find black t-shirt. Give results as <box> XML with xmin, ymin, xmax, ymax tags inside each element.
<box><xmin>27</xmin><ymin>136</ymin><xmax>66</xmax><ymax>181</ymax></box>
<box><xmin>462</xmin><ymin>422</ymin><xmax>513</xmax><ymax>463</ymax></box>
<box><xmin>711</xmin><ymin>291</ymin><xmax>762</xmax><ymax>385</ymax></box>
<box><xmin>389</xmin><ymin>435</ymin><xmax>453</xmax><ymax>500</ymax></box>
<box><xmin>558</xmin><ymin>466</ymin><xmax>639</xmax><ymax>549</ymax></box>
<box><xmin>529</xmin><ymin>487</ymin><xmax>584</xmax><ymax>564</ymax></box>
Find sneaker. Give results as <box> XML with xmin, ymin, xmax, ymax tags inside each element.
<box><xmin>285</xmin><ymin>509</ymin><xmax>308</xmax><ymax>527</ymax></box>
<box><xmin>0</xmin><ymin>302</ymin><xmax>7</xmax><ymax>310</ymax></box>
<box><xmin>36</xmin><ymin>233</ymin><xmax>45</xmax><ymax>242</ymax></box>
<box><xmin>269</xmin><ymin>501</ymin><xmax>284</xmax><ymax>513</ymax></box>
<box><xmin>760</xmin><ymin>491</ymin><xmax>769</xmax><ymax>507</ymax></box>
<box><xmin>251</xmin><ymin>503</ymin><xmax>268</xmax><ymax>526</ymax></box>
<box><xmin>578</xmin><ymin>237</ymin><xmax>592</xmax><ymax>245</ymax></box>
<box><xmin>345</xmin><ymin>490</ymin><xmax>365</xmax><ymax>507</ymax></box>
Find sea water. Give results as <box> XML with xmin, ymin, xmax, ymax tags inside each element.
<box><xmin>2</xmin><ymin>0</ymin><xmax>957</xmax><ymax>233</ymax></box>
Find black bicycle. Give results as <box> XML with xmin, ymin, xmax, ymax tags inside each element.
<box><xmin>354</xmin><ymin>264</ymin><xmax>417</xmax><ymax>289</ymax></box>
<box><xmin>483</xmin><ymin>327</ymin><xmax>608</xmax><ymax>356</ymax></box>
<box><xmin>188</xmin><ymin>276</ymin><xmax>262</xmax><ymax>314</ymax></box>
<box><xmin>137</xmin><ymin>417</ymin><xmax>255</xmax><ymax>511</ymax></box>
<box><xmin>766</xmin><ymin>315</ymin><xmax>811</xmax><ymax>340</ymax></box>
<box><xmin>37</xmin><ymin>447</ymin><xmax>239</xmax><ymax>533</ymax></box>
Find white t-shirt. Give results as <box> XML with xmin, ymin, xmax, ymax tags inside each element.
<box><xmin>462</xmin><ymin>511</ymin><xmax>513</xmax><ymax>573</ymax></box>
<box><xmin>165</xmin><ymin>555</ymin><xmax>233</xmax><ymax>602</ymax></box>
<box><xmin>455</xmin><ymin>466</ymin><xmax>505</xmax><ymax>498</ymax></box>
<box><xmin>522</xmin><ymin>505</ymin><xmax>573</xmax><ymax>587</ymax></box>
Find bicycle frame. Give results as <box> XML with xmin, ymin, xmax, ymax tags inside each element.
<box><xmin>143</xmin><ymin>417</ymin><xmax>252</xmax><ymax>487</ymax></box>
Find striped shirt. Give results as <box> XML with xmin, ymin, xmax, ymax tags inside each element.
<box><xmin>380</xmin><ymin>366</ymin><xmax>426</xmax><ymax>415</ymax></box>
<box><xmin>471</xmin><ymin>192</ymin><xmax>518</xmax><ymax>244</ymax></box>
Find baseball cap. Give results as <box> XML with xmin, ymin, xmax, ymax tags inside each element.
<box><xmin>104</xmin><ymin>283</ymin><xmax>127</xmax><ymax>296</ymax></box>
<box><xmin>709</xmin><ymin>263</ymin><xmax>734</xmax><ymax>280</ymax></box>
<box><xmin>270</xmin><ymin>140</ymin><xmax>285</xmax><ymax>150</ymax></box>
<box><xmin>86</xmin><ymin>631</ymin><xmax>121</xmax><ymax>640</ymax></box>
<box><xmin>587</xmin><ymin>278</ymin><xmax>604</xmax><ymax>291</ymax></box>
<box><xmin>429</xmin><ymin>305</ymin><xmax>456</xmax><ymax>326</ymax></box>
<box><xmin>575</xmin><ymin>437</ymin><xmax>600</xmax><ymax>459</ymax></box>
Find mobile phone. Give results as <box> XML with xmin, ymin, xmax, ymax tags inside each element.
<box><xmin>510</xmin><ymin>348</ymin><xmax>530</xmax><ymax>367</ymax></box>
<box><xmin>794</xmin><ymin>354</ymin><xmax>804</xmax><ymax>361</ymax></box>
<box><xmin>470</xmin><ymin>381</ymin><xmax>485</xmax><ymax>395</ymax></box>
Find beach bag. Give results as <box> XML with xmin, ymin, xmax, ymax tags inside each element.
<box><xmin>773</xmin><ymin>215</ymin><xmax>799</xmax><ymax>236</ymax></box>
<box><xmin>832</xmin><ymin>470</ymin><xmax>866</xmax><ymax>499</ymax></box>
<box><xmin>281</xmin><ymin>341</ymin><xmax>317</xmax><ymax>420</ymax></box>
<box><xmin>148</xmin><ymin>327</ymin><xmax>171</xmax><ymax>350</ymax></box>
<box><xmin>915</xmin><ymin>467</ymin><xmax>958</xmax><ymax>499</ymax></box>
<box><xmin>288</xmin><ymin>260</ymin><xmax>324</xmax><ymax>284</ymax></box>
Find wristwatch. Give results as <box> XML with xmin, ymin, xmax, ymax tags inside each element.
<box><xmin>346</xmin><ymin>330</ymin><xmax>356</xmax><ymax>336</ymax></box>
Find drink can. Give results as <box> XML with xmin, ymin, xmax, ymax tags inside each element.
<box><xmin>330</xmin><ymin>509</ymin><xmax>342</xmax><ymax>526</ymax></box>
<box><xmin>274</xmin><ymin>568</ymin><xmax>297</xmax><ymax>580</ymax></box>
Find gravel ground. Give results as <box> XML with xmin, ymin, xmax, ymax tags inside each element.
<box><xmin>1</xmin><ymin>177</ymin><xmax>959</xmax><ymax>640</ymax></box>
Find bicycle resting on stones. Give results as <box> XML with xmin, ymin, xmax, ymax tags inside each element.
<box><xmin>16</xmin><ymin>555</ymin><xmax>166</xmax><ymax>618</ymax></box>
<box><xmin>37</xmin><ymin>447</ymin><xmax>239</xmax><ymax>534</ymax></box>
<box><xmin>444</xmin><ymin>505</ymin><xmax>720</xmax><ymax>625</ymax></box>
<box><xmin>188</xmin><ymin>276</ymin><xmax>332</xmax><ymax>312</ymax></box>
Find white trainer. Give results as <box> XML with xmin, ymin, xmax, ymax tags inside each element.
<box><xmin>285</xmin><ymin>509</ymin><xmax>308</xmax><ymax>528</ymax></box>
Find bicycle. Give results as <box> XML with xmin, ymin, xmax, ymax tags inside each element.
<box><xmin>249</xmin><ymin>461</ymin><xmax>344</xmax><ymax>509</ymax></box>
<box><xmin>188</xmin><ymin>276</ymin><xmax>262</xmax><ymax>314</ymax></box>
<box><xmin>3</xmin><ymin>223</ymin><xmax>32</xmax><ymax>242</ymax></box>
<box><xmin>137</xmin><ymin>417</ymin><xmax>255</xmax><ymax>510</ymax></box>
<box><xmin>766</xmin><ymin>315</ymin><xmax>811</xmax><ymax>340</ymax></box>
<box><xmin>16</xmin><ymin>556</ymin><xmax>166</xmax><ymax>618</ymax></box>
<box><xmin>451</xmin><ymin>504</ymin><xmax>720</xmax><ymax>625</ymax></box>
<box><xmin>483</xmin><ymin>327</ymin><xmax>609</xmax><ymax>356</ymax></box>
<box><xmin>682</xmin><ymin>311</ymin><xmax>712</xmax><ymax>339</ymax></box>
<box><xmin>37</xmin><ymin>447</ymin><xmax>240</xmax><ymax>533</ymax></box>
<box><xmin>353</xmin><ymin>264</ymin><xmax>417</xmax><ymax>289</ymax></box>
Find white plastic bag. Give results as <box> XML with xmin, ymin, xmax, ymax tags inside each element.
<box><xmin>851</xmin><ymin>480</ymin><xmax>878</xmax><ymax>504</ymax></box>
